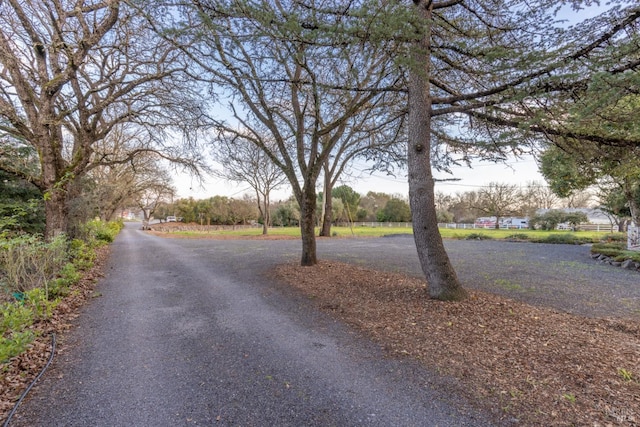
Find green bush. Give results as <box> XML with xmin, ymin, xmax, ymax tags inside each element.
<box><xmin>1</xmin><ymin>301</ymin><xmax>33</xmax><ymax>332</ymax></box>
<box><xmin>529</xmin><ymin>210</ymin><xmax>588</xmax><ymax>231</ymax></box>
<box><xmin>77</xmin><ymin>218</ymin><xmax>123</xmax><ymax>245</ymax></box>
<box><xmin>591</xmin><ymin>242</ymin><xmax>640</xmax><ymax>263</ymax></box>
<box><xmin>506</xmin><ymin>233</ymin><xmax>530</xmax><ymax>240</ymax></box>
<box><xmin>529</xmin><ymin>233</ymin><xmax>594</xmax><ymax>245</ymax></box>
<box><xmin>592</xmin><ymin>242</ymin><xmax>626</xmax><ymax>251</ymax></box>
<box><xmin>464</xmin><ymin>233</ymin><xmax>493</xmax><ymax>240</ymax></box>
<box><xmin>0</xmin><ymin>330</ymin><xmax>35</xmax><ymax>363</ymax></box>
<box><xmin>592</xmin><ymin>246</ymin><xmax>626</xmax><ymax>258</ymax></box>
<box><xmin>49</xmin><ymin>263</ymin><xmax>81</xmax><ymax>298</ymax></box>
<box><xmin>613</xmin><ymin>252</ymin><xmax>640</xmax><ymax>263</ymax></box>
<box><xmin>0</xmin><ymin>218</ymin><xmax>117</xmax><ymax>364</ymax></box>
<box><xmin>24</xmin><ymin>287</ymin><xmax>58</xmax><ymax>319</ymax></box>
<box><xmin>69</xmin><ymin>238</ymin><xmax>96</xmax><ymax>270</ymax></box>
<box><xmin>0</xmin><ymin>299</ymin><xmax>38</xmax><ymax>363</ymax></box>
<box><xmin>600</xmin><ymin>233</ymin><xmax>627</xmax><ymax>243</ymax></box>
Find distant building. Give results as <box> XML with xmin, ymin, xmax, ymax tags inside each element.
<box><xmin>120</xmin><ymin>209</ymin><xmax>142</xmax><ymax>220</ymax></box>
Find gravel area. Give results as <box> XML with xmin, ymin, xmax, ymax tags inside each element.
<box><xmin>316</xmin><ymin>235</ymin><xmax>640</xmax><ymax>319</ymax></box>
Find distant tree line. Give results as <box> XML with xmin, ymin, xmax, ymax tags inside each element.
<box><xmin>153</xmin><ymin>178</ymin><xmax>627</xmax><ymax>231</ymax></box>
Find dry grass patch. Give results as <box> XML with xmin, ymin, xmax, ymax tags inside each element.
<box><xmin>0</xmin><ymin>246</ymin><xmax>110</xmax><ymax>422</ymax></box>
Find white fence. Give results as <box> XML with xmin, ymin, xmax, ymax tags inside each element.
<box><xmin>339</xmin><ymin>222</ymin><xmax>618</xmax><ymax>232</ymax></box>
<box><xmin>337</xmin><ymin>222</ymin><xmax>412</xmax><ymax>228</ymax></box>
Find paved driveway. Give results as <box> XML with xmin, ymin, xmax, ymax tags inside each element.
<box><xmin>11</xmin><ymin>225</ymin><xmax>495</xmax><ymax>426</ymax></box>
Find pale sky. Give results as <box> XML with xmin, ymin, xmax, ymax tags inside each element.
<box><xmin>174</xmin><ymin>155</ymin><xmax>545</xmax><ymax>201</ymax></box>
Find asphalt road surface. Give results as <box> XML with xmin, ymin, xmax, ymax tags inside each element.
<box><xmin>11</xmin><ymin>224</ymin><xmax>494</xmax><ymax>426</ymax></box>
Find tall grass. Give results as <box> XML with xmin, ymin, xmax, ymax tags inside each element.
<box><xmin>0</xmin><ymin>234</ymin><xmax>68</xmax><ymax>298</ymax></box>
<box><xmin>0</xmin><ymin>219</ymin><xmax>123</xmax><ymax>363</ymax></box>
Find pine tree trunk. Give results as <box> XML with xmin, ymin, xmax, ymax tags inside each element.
<box><xmin>408</xmin><ymin>1</ymin><xmax>467</xmax><ymax>301</ymax></box>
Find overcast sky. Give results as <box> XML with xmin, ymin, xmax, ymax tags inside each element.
<box><xmin>175</xmin><ymin>154</ymin><xmax>545</xmax><ymax>201</ymax></box>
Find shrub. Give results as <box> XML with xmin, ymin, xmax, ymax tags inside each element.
<box><xmin>506</xmin><ymin>233</ymin><xmax>529</xmax><ymax>240</ymax></box>
<box><xmin>600</xmin><ymin>233</ymin><xmax>627</xmax><ymax>243</ymax></box>
<box><xmin>49</xmin><ymin>263</ymin><xmax>81</xmax><ymax>298</ymax></box>
<box><xmin>613</xmin><ymin>252</ymin><xmax>640</xmax><ymax>263</ymax></box>
<box><xmin>592</xmin><ymin>242</ymin><xmax>626</xmax><ymax>252</ymax></box>
<box><xmin>529</xmin><ymin>210</ymin><xmax>588</xmax><ymax>231</ymax></box>
<box><xmin>0</xmin><ymin>330</ymin><xmax>35</xmax><ymax>363</ymax></box>
<box><xmin>69</xmin><ymin>238</ymin><xmax>96</xmax><ymax>270</ymax></box>
<box><xmin>78</xmin><ymin>218</ymin><xmax>123</xmax><ymax>245</ymax></box>
<box><xmin>0</xmin><ymin>299</ymin><xmax>37</xmax><ymax>363</ymax></box>
<box><xmin>530</xmin><ymin>234</ymin><xmax>594</xmax><ymax>245</ymax></box>
<box><xmin>465</xmin><ymin>233</ymin><xmax>493</xmax><ymax>240</ymax></box>
<box><xmin>0</xmin><ymin>234</ymin><xmax>69</xmax><ymax>296</ymax></box>
<box><xmin>24</xmin><ymin>287</ymin><xmax>58</xmax><ymax>319</ymax></box>
<box><xmin>1</xmin><ymin>301</ymin><xmax>33</xmax><ymax>332</ymax></box>
<box><xmin>0</xmin><ymin>218</ymin><xmax>115</xmax><ymax>364</ymax></box>
<box><xmin>591</xmin><ymin>242</ymin><xmax>640</xmax><ymax>263</ymax></box>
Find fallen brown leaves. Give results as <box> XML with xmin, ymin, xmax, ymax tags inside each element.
<box><xmin>0</xmin><ymin>245</ymin><xmax>110</xmax><ymax>423</ymax></box>
<box><xmin>275</xmin><ymin>260</ymin><xmax>640</xmax><ymax>426</ymax></box>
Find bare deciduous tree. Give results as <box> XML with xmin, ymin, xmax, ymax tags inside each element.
<box><xmin>174</xmin><ymin>0</ymin><xmax>405</xmax><ymax>265</ymax></box>
<box><xmin>82</xmin><ymin>125</ymin><xmax>175</xmax><ymax>221</ymax></box>
<box><xmin>136</xmin><ymin>183</ymin><xmax>176</xmax><ymax>227</ymax></box>
<box><xmin>211</xmin><ymin>137</ymin><xmax>287</xmax><ymax>235</ymax></box>
<box><xmin>474</xmin><ymin>183</ymin><xmax>522</xmax><ymax>228</ymax></box>
<box><xmin>519</xmin><ymin>181</ymin><xmax>559</xmax><ymax>217</ymax></box>
<box><xmin>0</xmin><ymin>0</ymin><xmax>207</xmax><ymax>238</ymax></box>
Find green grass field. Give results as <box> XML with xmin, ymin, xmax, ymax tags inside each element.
<box><xmin>165</xmin><ymin>224</ymin><xmax>623</xmax><ymax>243</ymax></box>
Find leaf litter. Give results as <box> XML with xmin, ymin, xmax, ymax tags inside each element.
<box><xmin>275</xmin><ymin>260</ymin><xmax>640</xmax><ymax>426</ymax></box>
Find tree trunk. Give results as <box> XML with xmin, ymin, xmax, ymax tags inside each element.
<box><xmin>408</xmin><ymin>1</ymin><xmax>467</xmax><ymax>301</ymax></box>
<box><xmin>299</xmin><ymin>183</ymin><xmax>318</xmax><ymax>266</ymax></box>
<box><xmin>41</xmin><ymin>144</ymin><xmax>70</xmax><ymax>239</ymax></box>
<box><xmin>44</xmin><ymin>189</ymin><xmax>69</xmax><ymax>240</ymax></box>
<box><xmin>622</xmin><ymin>179</ymin><xmax>640</xmax><ymax>226</ymax></box>
<box><xmin>255</xmin><ymin>190</ymin><xmax>269</xmax><ymax>235</ymax></box>
<box><xmin>261</xmin><ymin>193</ymin><xmax>270</xmax><ymax>235</ymax></box>
<box><xmin>320</xmin><ymin>174</ymin><xmax>333</xmax><ymax>237</ymax></box>
<box><xmin>262</xmin><ymin>191</ymin><xmax>271</xmax><ymax>236</ymax></box>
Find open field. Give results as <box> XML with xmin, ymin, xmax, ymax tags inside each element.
<box><xmin>151</xmin><ymin>222</ymin><xmax>622</xmax><ymax>243</ymax></box>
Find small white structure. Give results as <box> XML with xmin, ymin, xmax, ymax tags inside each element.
<box><xmin>502</xmin><ymin>217</ymin><xmax>528</xmax><ymax>229</ymax></box>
